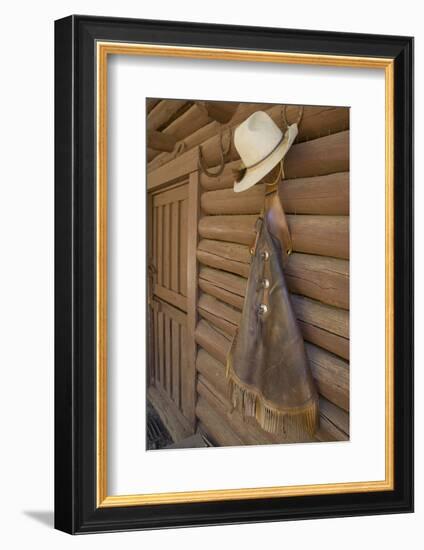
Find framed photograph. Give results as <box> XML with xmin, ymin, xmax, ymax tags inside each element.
<box><xmin>54</xmin><ymin>15</ymin><xmax>413</xmax><ymax>533</ymax></box>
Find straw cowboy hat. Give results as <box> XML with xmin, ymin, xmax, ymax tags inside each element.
<box><xmin>233</xmin><ymin>111</ymin><xmax>298</xmax><ymax>193</ymax></box>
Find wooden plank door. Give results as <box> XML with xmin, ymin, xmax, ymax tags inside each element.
<box><xmin>147</xmin><ymin>174</ymin><xmax>199</xmax><ymax>442</ymax></box>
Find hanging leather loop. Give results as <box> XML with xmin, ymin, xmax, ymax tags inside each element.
<box><xmin>281</xmin><ymin>105</ymin><xmax>304</xmax><ymax>132</ymax></box>
<box><xmin>198</xmin><ymin>127</ymin><xmax>232</xmax><ymax>178</ymax></box>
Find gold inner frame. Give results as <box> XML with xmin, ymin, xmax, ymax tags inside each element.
<box><xmin>96</xmin><ymin>42</ymin><xmax>394</xmax><ymax>508</ymax></box>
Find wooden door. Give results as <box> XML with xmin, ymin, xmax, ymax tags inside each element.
<box><xmin>147</xmin><ymin>175</ymin><xmax>199</xmax><ymax>442</ymax></box>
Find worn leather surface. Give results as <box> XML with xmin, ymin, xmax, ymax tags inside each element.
<box><xmin>229</xmin><ymin>192</ymin><xmax>317</xmax><ymax>411</ymax></box>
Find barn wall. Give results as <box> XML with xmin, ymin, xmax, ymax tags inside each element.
<box><xmin>147</xmin><ymin>100</ymin><xmax>350</xmax><ymax>445</ymax></box>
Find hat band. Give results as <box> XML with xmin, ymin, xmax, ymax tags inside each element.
<box><xmin>233</xmin><ymin>132</ymin><xmax>287</xmax><ymax>183</ymax></box>
<box><xmin>243</xmin><ymin>133</ymin><xmax>286</xmax><ymax>170</ymax></box>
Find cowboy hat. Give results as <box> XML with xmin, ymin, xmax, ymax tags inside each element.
<box><xmin>233</xmin><ymin>111</ymin><xmax>298</xmax><ymax>193</ymax></box>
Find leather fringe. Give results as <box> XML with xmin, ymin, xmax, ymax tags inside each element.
<box><xmin>226</xmin><ymin>356</ymin><xmax>319</xmax><ymax>438</ymax></box>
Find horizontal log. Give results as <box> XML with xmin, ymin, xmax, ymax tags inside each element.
<box><xmin>267</xmin><ymin>105</ymin><xmax>349</xmax><ymax>143</ymax></box>
<box><xmin>196</xmin><ymin>396</ymin><xmax>244</xmax><ymax>447</ymax></box>
<box><xmin>298</xmin><ymin>320</ymin><xmax>349</xmax><ymax>360</ymax></box>
<box><xmin>292</xmin><ymin>295</ymin><xmax>349</xmax><ymax>339</ymax></box>
<box><xmin>195</xmin><ymin>319</ymin><xmax>230</xmax><ymax>365</ymax></box>
<box><xmin>198</xmin><ymin>215</ymin><xmax>257</xmax><ymax>245</ymax></box>
<box><xmin>162</xmin><ymin>103</ymin><xmax>210</xmax><ymax>141</ymax></box>
<box><xmin>200</xmin><ymin>160</ymin><xmax>246</xmax><ymax>191</ymax></box>
<box><xmin>147</xmin><ymin>148</ymin><xmax>159</xmax><ymax>162</ymax></box>
<box><xmin>196</xmin><ymin>348</ymin><xmax>348</xmax><ymax>441</ymax></box>
<box><xmin>147</xmin><ymin>99</ymin><xmax>188</xmax><ymax>131</ymax></box>
<box><xmin>196</xmin><ymin>318</ymin><xmax>349</xmax><ymax>415</ymax></box>
<box><xmin>199</xmin><ymin>266</ymin><xmax>246</xmax><ymax>297</ymax></box>
<box><xmin>306</xmin><ymin>343</ymin><xmax>349</xmax><ymax>411</ymax></box>
<box><xmin>196</xmin><ymin>101</ymin><xmax>239</xmax><ymax>123</ymax></box>
<box><xmin>198</xmin><ymin>215</ymin><xmax>349</xmax><ymax>259</ymax></box>
<box><xmin>198</xmin><ymin>376</ymin><xmax>314</xmax><ymax>445</ymax></box>
<box><xmin>198</xmin><ymin>266</ymin><xmax>349</xmax><ymax>342</ymax></box>
<box><xmin>198</xmin><ymin>293</ymin><xmax>240</xmax><ymax>326</ymax></box>
<box><xmin>201</xmin><ymin>172</ymin><xmax>349</xmax><ymax>216</ymax></box>
<box><xmin>198</xmin><ymin>280</ymin><xmax>348</xmax><ymax>358</ymax></box>
<box><xmin>199</xmin><ymin>278</ymin><xmax>245</xmax><ymax>310</ymax></box>
<box><xmin>151</xmin><ymin>104</ymin><xmax>348</xmax><ymax>172</ymax></box>
<box><xmin>285</xmin><ymin>130</ymin><xmax>349</xmax><ymax>179</ymax></box>
<box><xmin>198</xmin><ymin>307</ymin><xmax>237</xmax><ymax>339</ymax></box>
<box><xmin>149</xmin><ymin>103</ymin><xmax>270</xmax><ymax>171</ymax></box>
<box><xmin>289</xmin><ymin>215</ymin><xmax>349</xmax><ymax>259</ymax></box>
<box><xmin>197</xmin><ymin>239</ymin><xmax>348</xmax><ymax>309</ymax></box>
<box><xmin>285</xmin><ymin>253</ymin><xmax>349</xmax><ymax>309</ymax></box>
<box><xmin>197</xmin><ymin>240</ymin><xmax>250</xmax><ymax>277</ymax></box>
<box><xmin>147</xmin><ymin>129</ymin><xmax>177</xmax><ymax>152</ymax></box>
<box><xmin>146</xmin><ymin>98</ymin><xmax>160</xmax><ymax>113</ymax></box>
<box><xmin>316</xmin><ymin>399</ymin><xmax>349</xmax><ymax>441</ymax></box>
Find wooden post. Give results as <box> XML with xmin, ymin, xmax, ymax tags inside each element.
<box><xmin>184</xmin><ymin>170</ymin><xmax>200</xmax><ymax>429</ymax></box>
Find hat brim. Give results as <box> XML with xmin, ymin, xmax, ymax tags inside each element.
<box><xmin>233</xmin><ymin>123</ymin><xmax>298</xmax><ymax>193</ymax></box>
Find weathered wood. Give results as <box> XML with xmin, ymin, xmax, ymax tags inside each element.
<box><xmin>147</xmin><ymin>99</ymin><xmax>188</xmax><ymax>131</ymax></box>
<box><xmin>164</xmin><ymin>314</ymin><xmax>171</xmax><ymax>393</ymax></box>
<box><xmin>196</xmin><ymin>348</ymin><xmax>348</xmax><ymax>442</ymax></box>
<box><xmin>285</xmin><ymin>253</ymin><xmax>349</xmax><ymax>309</ymax></box>
<box><xmin>198</xmin><ymin>266</ymin><xmax>349</xmax><ymax>342</ymax></box>
<box><xmin>158</xmin><ymin>311</ymin><xmax>165</xmax><ymax>385</ymax></box>
<box><xmin>292</xmin><ymin>295</ymin><xmax>349</xmax><ymax>339</ymax></box>
<box><xmin>171</xmin><ymin>202</ymin><xmax>179</xmax><ymax>292</ymax></box>
<box><xmin>196</xmin><ymin>396</ymin><xmax>244</xmax><ymax>447</ymax></box>
<box><xmin>199</xmin><ymin>215</ymin><xmax>257</xmax><ymax>245</ymax></box>
<box><xmin>196</xmin><ymin>348</ymin><xmax>228</xmax><ymax>397</ymax></box>
<box><xmin>195</xmin><ymin>319</ymin><xmax>229</xmax><ymax>365</ymax></box>
<box><xmin>201</xmin><ymin>172</ymin><xmax>349</xmax><ymax>216</ymax></box>
<box><xmin>198</xmin><ymin>277</ymin><xmax>348</xmax><ymax>358</ymax></box>
<box><xmin>281</xmin><ymin>172</ymin><xmax>349</xmax><ymax>215</ymax></box>
<box><xmin>148</xmin><ymin>385</ymin><xmax>193</xmax><ymax>443</ymax></box>
<box><xmin>285</xmin><ymin>130</ymin><xmax>349</xmax><ymax>179</ymax></box>
<box><xmin>275</xmin><ymin>105</ymin><xmax>349</xmax><ymax>142</ymax></box>
<box><xmin>197</xmin><ymin>247</ymin><xmax>250</xmax><ymax>277</ymax></box>
<box><xmin>153</xmin><ymin>183</ymin><xmax>188</xmax><ymax>207</ymax></box>
<box><xmin>162</xmin><ymin>103</ymin><xmax>211</xmax><ymax>141</ymax></box>
<box><xmin>197</xmin><ymin>376</ymin><xmax>310</xmax><ymax>445</ymax></box>
<box><xmin>197</xmin><ymin>241</ymin><xmax>348</xmax><ymax>309</ymax></box>
<box><xmin>199</xmin><ymin>266</ymin><xmax>246</xmax><ymax>297</ymax></box>
<box><xmin>148</xmin><ymin>149</ymin><xmax>198</xmax><ymax>190</ymax></box>
<box><xmin>163</xmin><ymin>203</ymin><xmax>170</xmax><ymax>288</ymax></box>
<box><xmin>184</xmin><ymin>171</ymin><xmax>201</xmax><ymax>428</ymax></box>
<box><xmin>147</xmin><ymin>148</ymin><xmax>158</xmax><ymax>163</ymax></box>
<box><xmin>198</xmin><ymin>293</ymin><xmax>240</xmax><ymax>327</ymax></box>
<box><xmin>146</xmin><ymin>98</ymin><xmax>160</xmax><ymax>113</ymax></box>
<box><xmin>148</xmin><ymin>103</ymin><xmax>271</xmax><ymax>171</ymax></box>
<box><xmin>200</xmin><ymin>160</ymin><xmax>244</xmax><ymax>191</ymax></box>
<box><xmin>198</xmin><ymin>278</ymin><xmax>245</xmax><ymax>310</ymax></box>
<box><xmin>298</xmin><ymin>320</ymin><xmax>349</xmax><ymax>361</ymax></box>
<box><xmin>179</xmin><ymin>199</ymin><xmax>188</xmax><ymax>296</ymax></box>
<box><xmin>195</xmin><ymin>310</ymin><xmax>349</xmax><ymax>412</ymax></box>
<box><xmin>147</xmin><ymin>129</ymin><xmax>177</xmax><ymax>152</ymax></box>
<box><xmin>171</xmin><ymin>320</ymin><xmax>180</xmax><ymax>407</ymax></box>
<box><xmin>305</xmin><ymin>343</ymin><xmax>349</xmax><ymax>411</ymax></box>
<box><xmin>150</xmin><ymin>104</ymin><xmax>348</xmax><ymax>172</ymax></box>
<box><xmin>289</xmin><ymin>215</ymin><xmax>349</xmax><ymax>259</ymax></box>
<box><xmin>198</xmin><ymin>214</ymin><xmax>349</xmax><ymax>259</ymax></box>
<box><xmin>315</xmin><ymin>398</ymin><xmax>349</xmax><ymax>441</ymax></box>
<box><xmin>157</xmin><ymin>206</ymin><xmax>163</xmax><ymax>286</ymax></box>
<box><xmin>198</xmin><ymin>307</ymin><xmax>236</xmax><ymax>339</ymax></box>
<box><xmin>196</xmin><ymin>100</ymin><xmax>239</xmax><ymax>123</ymax></box>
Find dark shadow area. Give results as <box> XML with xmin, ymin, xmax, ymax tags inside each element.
<box><xmin>23</xmin><ymin>510</ymin><xmax>54</xmax><ymax>528</ymax></box>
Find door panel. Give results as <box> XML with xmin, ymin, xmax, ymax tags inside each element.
<box><xmin>148</xmin><ymin>180</ymin><xmax>195</xmax><ymax>440</ymax></box>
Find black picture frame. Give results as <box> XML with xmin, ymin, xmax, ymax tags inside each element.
<box><xmin>55</xmin><ymin>15</ymin><xmax>414</xmax><ymax>534</ymax></box>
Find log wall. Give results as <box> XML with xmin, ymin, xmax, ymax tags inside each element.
<box><xmin>148</xmin><ymin>99</ymin><xmax>350</xmax><ymax>446</ymax></box>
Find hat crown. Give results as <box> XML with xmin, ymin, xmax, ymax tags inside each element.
<box><xmin>234</xmin><ymin>111</ymin><xmax>282</xmax><ymax>168</ymax></box>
